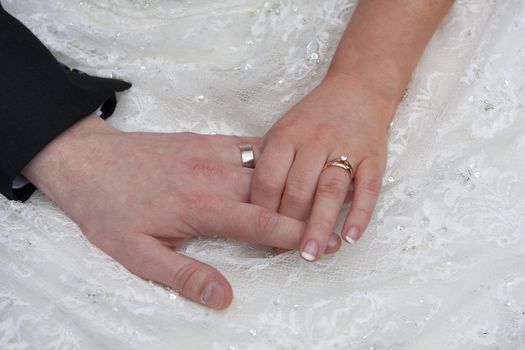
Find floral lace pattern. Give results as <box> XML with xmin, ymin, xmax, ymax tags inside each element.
<box><xmin>1</xmin><ymin>0</ymin><xmax>524</xmax><ymax>349</ymax></box>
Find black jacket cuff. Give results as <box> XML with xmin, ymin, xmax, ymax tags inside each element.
<box><xmin>0</xmin><ymin>4</ymin><xmax>132</xmax><ymax>201</ymax></box>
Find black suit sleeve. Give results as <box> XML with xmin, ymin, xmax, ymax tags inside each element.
<box><xmin>0</xmin><ymin>3</ymin><xmax>131</xmax><ymax>201</ymax></box>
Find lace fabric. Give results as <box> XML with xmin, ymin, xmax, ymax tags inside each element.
<box><xmin>1</xmin><ymin>0</ymin><xmax>524</xmax><ymax>349</ymax></box>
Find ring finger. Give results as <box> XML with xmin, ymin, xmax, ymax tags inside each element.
<box><xmin>299</xmin><ymin>154</ymin><xmax>354</xmax><ymax>262</ymax></box>
<box><xmin>204</xmin><ymin>135</ymin><xmax>263</xmax><ymax>167</ymax></box>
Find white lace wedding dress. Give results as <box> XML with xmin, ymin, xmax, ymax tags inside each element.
<box><xmin>1</xmin><ymin>0</ymin><xmax>525</xmax><ymax>349</ymax></box>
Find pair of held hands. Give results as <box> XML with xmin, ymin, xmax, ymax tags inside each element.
<box><xmin>24</xmin><ymin>76</ymin><xmax>392</xmax><ymax>310</ymax></box>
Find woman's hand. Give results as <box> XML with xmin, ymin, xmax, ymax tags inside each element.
<box><xmin>22</xmin><ymin>115</ymin><xmax>342</xmax><ymax>309</ymax></box>
<box><xmin>251</xmin><ymin>75</ymin><xmax>393</xmax><ymax>261</ymax></box>
<box><xmin>250</xmin><ymin>0</ymin><xmax>453</xmax><ymax>261</ymax></box>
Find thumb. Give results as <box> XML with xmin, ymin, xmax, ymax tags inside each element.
<box><xmin>117</xmin><ymin>234</ymin><xmax>233</xmax><ymax>310</ymax></box>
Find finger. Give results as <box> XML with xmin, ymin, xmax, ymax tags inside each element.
<box><xmin>188</xmin><ymin>196</ymin><xmax>309</xmax><ymax>250</ymax></box>
<box><xmin>341</xmin><ymin>158</ymin><xmax>385</xmax><ymax>243</ymax></box>
<box><xmin>325</xmin><ymin>233</ymin><xmax>342</xmax><ymax>254</ymax></box>
<box><xmin>110</xmin><ymin>234</ymin><xmax>233</xmax><ymax>310</ymax></box>
<box><xmin>211</xmin><ymin>134</ymin><xmax>263</xmax><ymax>160</ymax></box>
<box><xmin>279</xmin><ymin>150</ymin><xmax>326</xmax><ymax>220</ymax></box>
<box><xmin>202</xmin><ymin>135</ymin><xmax>263</xmax><ymax>167</ymax></box>
<box><xmin>344</xmin><ymin>183</ymin><xmax>355</xmax><ymax>203</ymax></box>
<box><xmin>251</xmin><ymin>141</ymin><xmax>295</xmax><ymax>211</ymax></box>
<box><xmin>180</xmin><ymin>157</ymin><xmax>253</xmax><ymax>202</ymax></box>
<box><xmin>273</xmin><ymin>247</ymin><xmax>289</xmax><ymax>255</ymax></box>
<box><xmin>299</xmin><ymin>166</ymin><xmax>351</xmax><ymax>262</ymax></box>
<box><xmin>157</xmin><ymin>237</ymin><xmax>191</xmax><ymax>247</ymax></box>
<box><xmin>273</xmin><ymin>233</ymin><xmax>342</xmax><ymax>256</ymax></box>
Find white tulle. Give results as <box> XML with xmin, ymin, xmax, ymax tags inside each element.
<box><xmin>1</xmin><ymin>0</ymin><xmax>525</xmax><ymax>349</ymax></box>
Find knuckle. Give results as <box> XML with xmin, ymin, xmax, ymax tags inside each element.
<box><xmin>317</xmin><ymin>176</ymin><xmax>346</xmax><ymax>198</ymax></box>
<box><xmin>254</xmin><ymin>174</ymin><xmax>282</xmax><ymax>195</ymax></box>
<box><xmin>284</xmin><ymin>184</ymin><xmax>311</xmax><ymax>206</ymax></box>
<box><xmin>359</xmin><ymin>177</ymin><xmax>382</xmax><ymax>196</ymax></box>
<box><xmin>354</xmin><ymin>206</ymin><xmax>373</xmax><ymax>219</ymax></box>
<box><xmin>171</xmin><ymin>262</ymin><xmax>203</xmax><ymax>295</ymax></box>
<box><xmin>310</xmin><ymin>220</ymin><xmax>333</xmax><ymax>235</ymax></box>
<box><xmin>254</xmin><ymin>208</ymin><xmax>279</xmax><ymax>238</ymax></box>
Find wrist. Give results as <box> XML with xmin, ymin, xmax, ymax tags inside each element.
<box><xmin>321</xmin><ymin>73</ymin><xmax>399</xmax><ymax>127</ymax></box>
<box><xmin>22</xmin><ymin>114</ymin><xmax>120</xmax><ymax>203</ymax></box>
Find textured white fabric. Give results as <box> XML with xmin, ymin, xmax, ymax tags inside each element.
<box><xmin>1</xmin><ymin>0</ymin><xmax>525</xmax><ymax>349</ymax></box>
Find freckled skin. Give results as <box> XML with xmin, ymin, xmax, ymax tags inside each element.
<box><xmin>22</xmin><ymin>116</ymin><xmax>342</xmax><ymax>309</ymax></box>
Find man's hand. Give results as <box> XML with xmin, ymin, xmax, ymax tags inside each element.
<box><xmin>22</xmin><ymin>115</ymin><xmax>341</xmax><ymax>309</ymax></box>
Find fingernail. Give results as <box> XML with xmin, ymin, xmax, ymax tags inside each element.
<box><xmin>344</xmin><ymin>226</ymin><xmax>360</xmax><ymax>244</ymax></box>
<box><xmin>301</xmin><ymin>240</ymin><xmax>319</xmax><ymax>262</ymax></box>
<box><xmin>201</xmin><ymin>281</ymin><xmax>224</xmax><ymax>309</ymax></box>
<box><xmin>327</xmin><ymin>235</ymin><xmax>339</xmax><ymax>249</ymax></box>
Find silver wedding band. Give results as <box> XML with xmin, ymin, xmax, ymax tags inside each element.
<box><xmin>238</xmin><ymin>144</ymin><xmax>255</xmax><ymax>168</ymax></box>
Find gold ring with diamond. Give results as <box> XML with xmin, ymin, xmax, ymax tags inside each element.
<box><xmin>238</xmin><ymin>144</ymin><xmax>255</xmax><ymax>168</ymax></box>
<box><xmin>323</xmin><ymin>155</ymin><xmax>353</xmax><ymax>179</ymax></box>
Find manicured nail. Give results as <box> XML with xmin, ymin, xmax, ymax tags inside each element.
<box><xmin>301</xmin><ymin>240</ymin><xmax>319</xmax><ymax>261</ymax></box>
<box><xmin>327</xmin><ymin>235</ymin><xmax>339</xmax><ymax>249</ymax></box>
<box><xmin>344</xmin><ymin>226</ymin><xmax>360</xmax><ymax>244</ymax></box>
<box><xmin>201</xmin><ymin>281</ymin><xmax>224</xmax><ymax>309</ymax></box>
